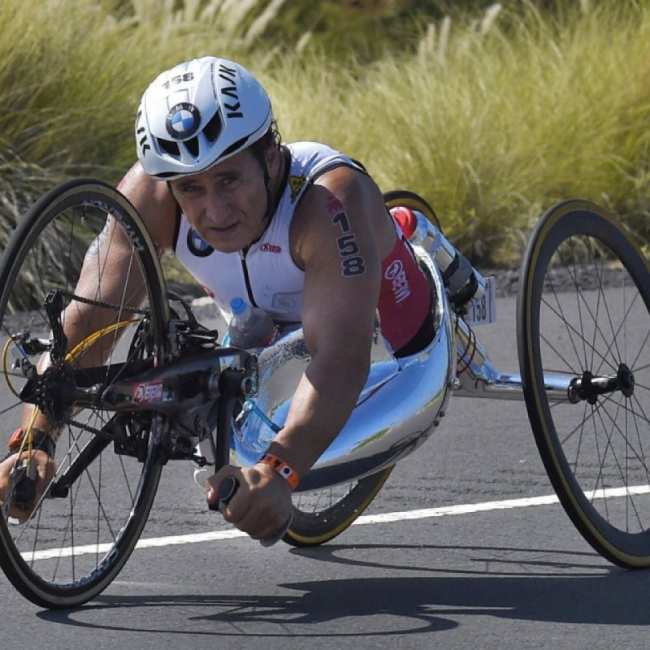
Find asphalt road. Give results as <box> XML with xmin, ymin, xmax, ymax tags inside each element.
<box><xmin>1</xmin><ymin>292</ymin><xmax>649</xmax><ymax>649</ymax></box>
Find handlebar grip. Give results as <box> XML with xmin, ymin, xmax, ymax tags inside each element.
<box><xmin>208</xmin><ymin>476</ymin><xmax>239</xmax><ymax>512</ymax></box>
<box><xmin>12</xmin><ymin>462</ymin><xmax>37</xmax><ymax>511</ymax></box>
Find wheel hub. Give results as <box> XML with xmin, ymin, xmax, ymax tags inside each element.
<box><xmin>568</xmin><ymin>363</ymin><xmax>635</xmax><ymax>404</ymax></box>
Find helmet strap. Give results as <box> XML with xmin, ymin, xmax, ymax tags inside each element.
<box><xmin>252</xmin><ymin>144</ymin><xmax>286</xmax><ymax>229</ymax></box>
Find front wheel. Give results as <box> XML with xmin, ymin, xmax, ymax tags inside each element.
<box><xmin>517</xmin><ymin>200</ymin><xmax>650</xmax><ymax>567</ymax></box>
<box><xmin>0</xmin><ymin>179</ymin><xmax>170</xmax><ymax>607</ymax></box>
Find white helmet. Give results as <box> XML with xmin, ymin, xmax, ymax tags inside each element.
<box><xmin>135</xmin><ymin>56</ymin><xmax>273</xmax><ymax>179</ymax></box>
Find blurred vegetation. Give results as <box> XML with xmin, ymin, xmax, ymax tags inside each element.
<box><xmin>0</xmin><ymin>0</ymin><xmax>648</xmax><ymax>272</ymax></box>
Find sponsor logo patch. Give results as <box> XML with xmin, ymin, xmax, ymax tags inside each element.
<box><xmin>260</xmin><ymin>242</ymin><xmax>282</xmax><ymax>253</ymax></box>
<box><xmin>166</xmin><ymin>102</ymin><xmax>201</xmax><ymax>140</ymax></box>
<box><xmin>133</xmin><ymin>382</ymin><xmax>164</xmax><ymax>403</ymax></box>
<box><xmin>289</xmin><ymin>175</ymin><xmax>306</xmax><ymax>202</ymax></box>
<box><xmin>217</xmin><ymin>63</ymin><xmax>244</xmax><ymax>118</ymax></box>
<box><xmin>384</xmin><ymin>259</ymin><xmax>411</xmax><ymax>304</ymax></box>
<box><xmin>187</xmin><ymin>228</ymin><xmax>214</xmax><ymax>257</ymax></box>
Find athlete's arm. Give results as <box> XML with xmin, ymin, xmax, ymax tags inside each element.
<box><xmin>2</xmin><ymin>165</ymin><xmax>178</xmax><ymax>516</ymax></box>
<box><xmin>266</xmin><ymin>166</ymin><xmax>387</xmax><ymax>476</ymax></box>
<box><xmin>26</xmin><ymin>163</ymin><xmax>177</xmax><ymax>427</ymax></box>
<box><xmin>209</xmin><ymin>167</ymin><xmax>391</xmax><ymax>542</ymax></box>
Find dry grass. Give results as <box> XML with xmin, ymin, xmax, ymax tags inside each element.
<box><xmin>1</xmin><ymin>0</ymin><xmax>648</xmax><ymax>269</ymax></box>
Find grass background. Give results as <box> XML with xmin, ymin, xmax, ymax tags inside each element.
<box><xmin>0</xmin><ymin>0</ymin><xmax>648</xmax><ymax>267</ymax></box>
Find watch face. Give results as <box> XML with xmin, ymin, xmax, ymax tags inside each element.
<box><xmin>187</xmin><ymin>228</ymin><xmax>214</xmax><ymax>257</ymax></box>
<box><xmin>166</xmin><ymin>103</ymin><xmax>201</xmax><ymax>140</ymax></box>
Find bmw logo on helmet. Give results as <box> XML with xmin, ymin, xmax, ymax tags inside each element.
<box><xmin>166</xmin><ymin>103</ymin><xmax>201</xmax><ymax>140</ymax></box>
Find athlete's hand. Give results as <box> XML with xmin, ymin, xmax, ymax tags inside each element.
<box><xmin>0</xmin><ymin>450</ymin><xmax>56</xmax><ymax>523</ymax></box>
<box><xmin>206</xmin><ymin>463</ymin><xmax>293</xmax><ymax>545</ymax></box>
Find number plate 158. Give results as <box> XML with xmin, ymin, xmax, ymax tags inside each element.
<box><xmin>465</xmin><ymin>276</ymin><xmax>496</xmax><ymax>325</ymax></box>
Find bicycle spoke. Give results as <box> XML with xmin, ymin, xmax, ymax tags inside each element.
<box><xmin>631</xmin><ymin>393</ymin><xmax>650</xmax><ymax>431</ymax></box>
<box><xmin>577</xmin><ymin>282</ymin><xmax>638</xmax><ymax>375</ymax></box>
<box><xmin>557</xmin><ymin>239</ymin><xmax>593</xmax><ymax>369</ymax></box>
<box><xmin>593</xmin><ymin>260</ymin><xmax>624</xmax><ymax>365</ymax></box>
<box><xmin>546</xmin><ymin>263</ymin><xmax>585</xmax><ymax>372</ymax></box>
<box><xmin>29</xmin><ymin>504</ymin><xmax>44</xmax><ymax>571</ymax></box>
<box><xmin>558</xmin><ymin>400</ymin><xmax>604</xmax><ymax>446</ymax></box>
<box><xmin>540</xmin><ymin>331</ymin><xmax>580</xmax><ymax>375</ymax></box>
<box><xmin>597</xmin><ymin>396</ymin><xmax>650</xmax><ymax>477</ymax></box>
<box><xmin>630</xmin><ymin>326</ymin><xmax>650</xmax><ymax>371</ymax></box>
<box><xmin>0</xmin><ymin>369</ymin><xmax>33</xmax><ymax>382</ymax></box>
<box><xmin>593</xmin><ymin>404</ymin><xmax>644</xmax><ymax>530</ymax></box>
<box><xmin>569</xmin><ymin>401</ymin><xmax>589</xmax><ymax>472</ymax></box>
<box><xmin>0</xmin><ymin>400</ymin><xmax>26</xmax><ymax>417</ymax></box>
<box><xmin>630</xmin><ymin>397</ymin><xmax>650</xmax><ymax>488</ymax></box>
<box><xmin>51</xmin><ymin>466</ymin><xmax>85</xmax><ymax>583</ymax></box>
<box><xmin>540</xmin><ymin>296</ymin><xmax>617</xmax><ymax>373</ymax></box>
<box><xmin>589</xmin><ymin>255</ymin><xmax>604</xmax><ymax>372</ymax></box>
<box><xmin>557</xmin><ymin>243</ymin><xmax>624</xmax><ymax>374</ymax></box>
<box><xmin>589</xmin><ymin>402</ymin><xmax>609</xmax><ymax>520</ymax></box>
<box><xmin>96</xmin><ymin>450</ymin><xmax>102</xmax><ymax>569</ymax></box>
<box><xmin>599</xmin><ymin>393</ymin><xmax>650</xmax><ymax>428</ymax></box>
<box><xmin>593</xmin><ymin>290</ymin><xmax>641</xmax><ymax>377</ymax></box>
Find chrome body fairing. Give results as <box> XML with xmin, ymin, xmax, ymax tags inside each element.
<box><xmin>230</xmin><ymin>241</ymin><xmax>455</xmax><ymax>492</ymax></box>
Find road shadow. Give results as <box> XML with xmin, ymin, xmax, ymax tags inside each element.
<box><xmin>35</xmin><ymin>542</ymin><xmax>649</xmax><ymax>637</ymax></box>
<box><xmin>288</xmin><ymin>542</ymin><xmax>608</xmax><ymax>576</ymax></box>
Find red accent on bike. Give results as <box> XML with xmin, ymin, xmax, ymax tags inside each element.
<box><xmin>378</xmin><ymin>236</ymin><xmax>431</xmax><ymax>352</ymax></box>
<box><xmin>8</xmin><ymin>427</ymin><xmax>24</xmax><ymax>452</ymax></box>
<box><xmin>390</xmin><ymin>206</ymin><xmax>417</xmax><ymax>239</ymax></box>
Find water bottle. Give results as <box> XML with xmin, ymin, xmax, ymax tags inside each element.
<box><xmin>227</xmin><ymin>297</ymin><xmax>277</xmax><ymax>349</ymax></box>
<box><xmin>397</xmin><ymin>207</ymin><xmax>487</xmax><ymax>306</ymax></box>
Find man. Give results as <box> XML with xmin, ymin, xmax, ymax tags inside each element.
<box><xmin>0</xmin><ymin>57</ymin><xmax>433</xmax><ymax>543</ymax></box>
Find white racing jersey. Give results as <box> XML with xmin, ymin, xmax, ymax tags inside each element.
<box><xmin>174</xmin><ymin>141</ymin><xmax>365</xmax><ymax>322</ymax></box>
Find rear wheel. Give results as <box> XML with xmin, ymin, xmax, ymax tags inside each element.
<box><xmin>284</xmin><ymin>467</ymin><xmax>394</xmax><ymax>547</ymax></box>
<box><xmin>518</xmin><ymin>200</ymin><xmax>650</xmax><ymax>567</ymax></box>
<box><xmin>383</xmin><ymin>190</ymin><xmax>442</xmax><ymax>230</ymax></box>
<box><xmin>0</xmin><ymin>179</ymin><xmax>170</xmax><ymax>607</ymax></box>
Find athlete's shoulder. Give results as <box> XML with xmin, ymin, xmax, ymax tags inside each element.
<box><xmin>286</xmin><ymin>141</ymin><xmax>341</xmax><ymax>171</ymax></box>
<box><xmin>292</xmin><ymin>165</ymin><xmax>377</xmax><ymax>257</ymax></box>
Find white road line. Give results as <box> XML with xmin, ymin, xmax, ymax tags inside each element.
<box><xmin>20</xmin><ymin>484</ymin><xmax>650</xmax><ymax>562</ymax></box>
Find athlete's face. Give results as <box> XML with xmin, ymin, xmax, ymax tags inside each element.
<box><xmin>169</xmin><ymin>148</ymin><xmax>269</xmax><ymax>253</ymax></box>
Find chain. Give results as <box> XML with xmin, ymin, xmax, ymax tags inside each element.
<box><xmin>59</xmin><ymin>290</ymin><xmax>149</xmax><ymax>315</ymax></box>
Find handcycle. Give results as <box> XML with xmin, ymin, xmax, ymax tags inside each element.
<box><xmin>0</xmin><ymin>179</ymin><xmax>647</xmax><ymax>609</ymax></box>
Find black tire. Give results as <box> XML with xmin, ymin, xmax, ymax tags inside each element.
<box><xmin>383</xmin><ymin>190</ymin><xmax>442</xmax><ymax>230</ymax></box>
<box><xmin>284</xmin><ymin>466</ymin><xmax>394</xmax><ymax>547</ymax></box>
<box><xmin>518</xmin><ymin>199</ymin><xmax>650</xmax><ymax>567</ymax></box>
<box><xmin>0</xmin><ymin>179</ymin><xmax>170</xmax><ymax>607</ymax></box>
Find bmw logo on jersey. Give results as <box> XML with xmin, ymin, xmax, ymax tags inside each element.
<box><xmin>166</xmin><ymin>103</ymin><xmax>201</xmax><ymax>140</ymax></box>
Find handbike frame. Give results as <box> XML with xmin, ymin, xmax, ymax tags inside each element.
<box><xmin>15</xmin><ymin>223</ymin><xmax>618</xmax><ymax>498</ymax></box>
